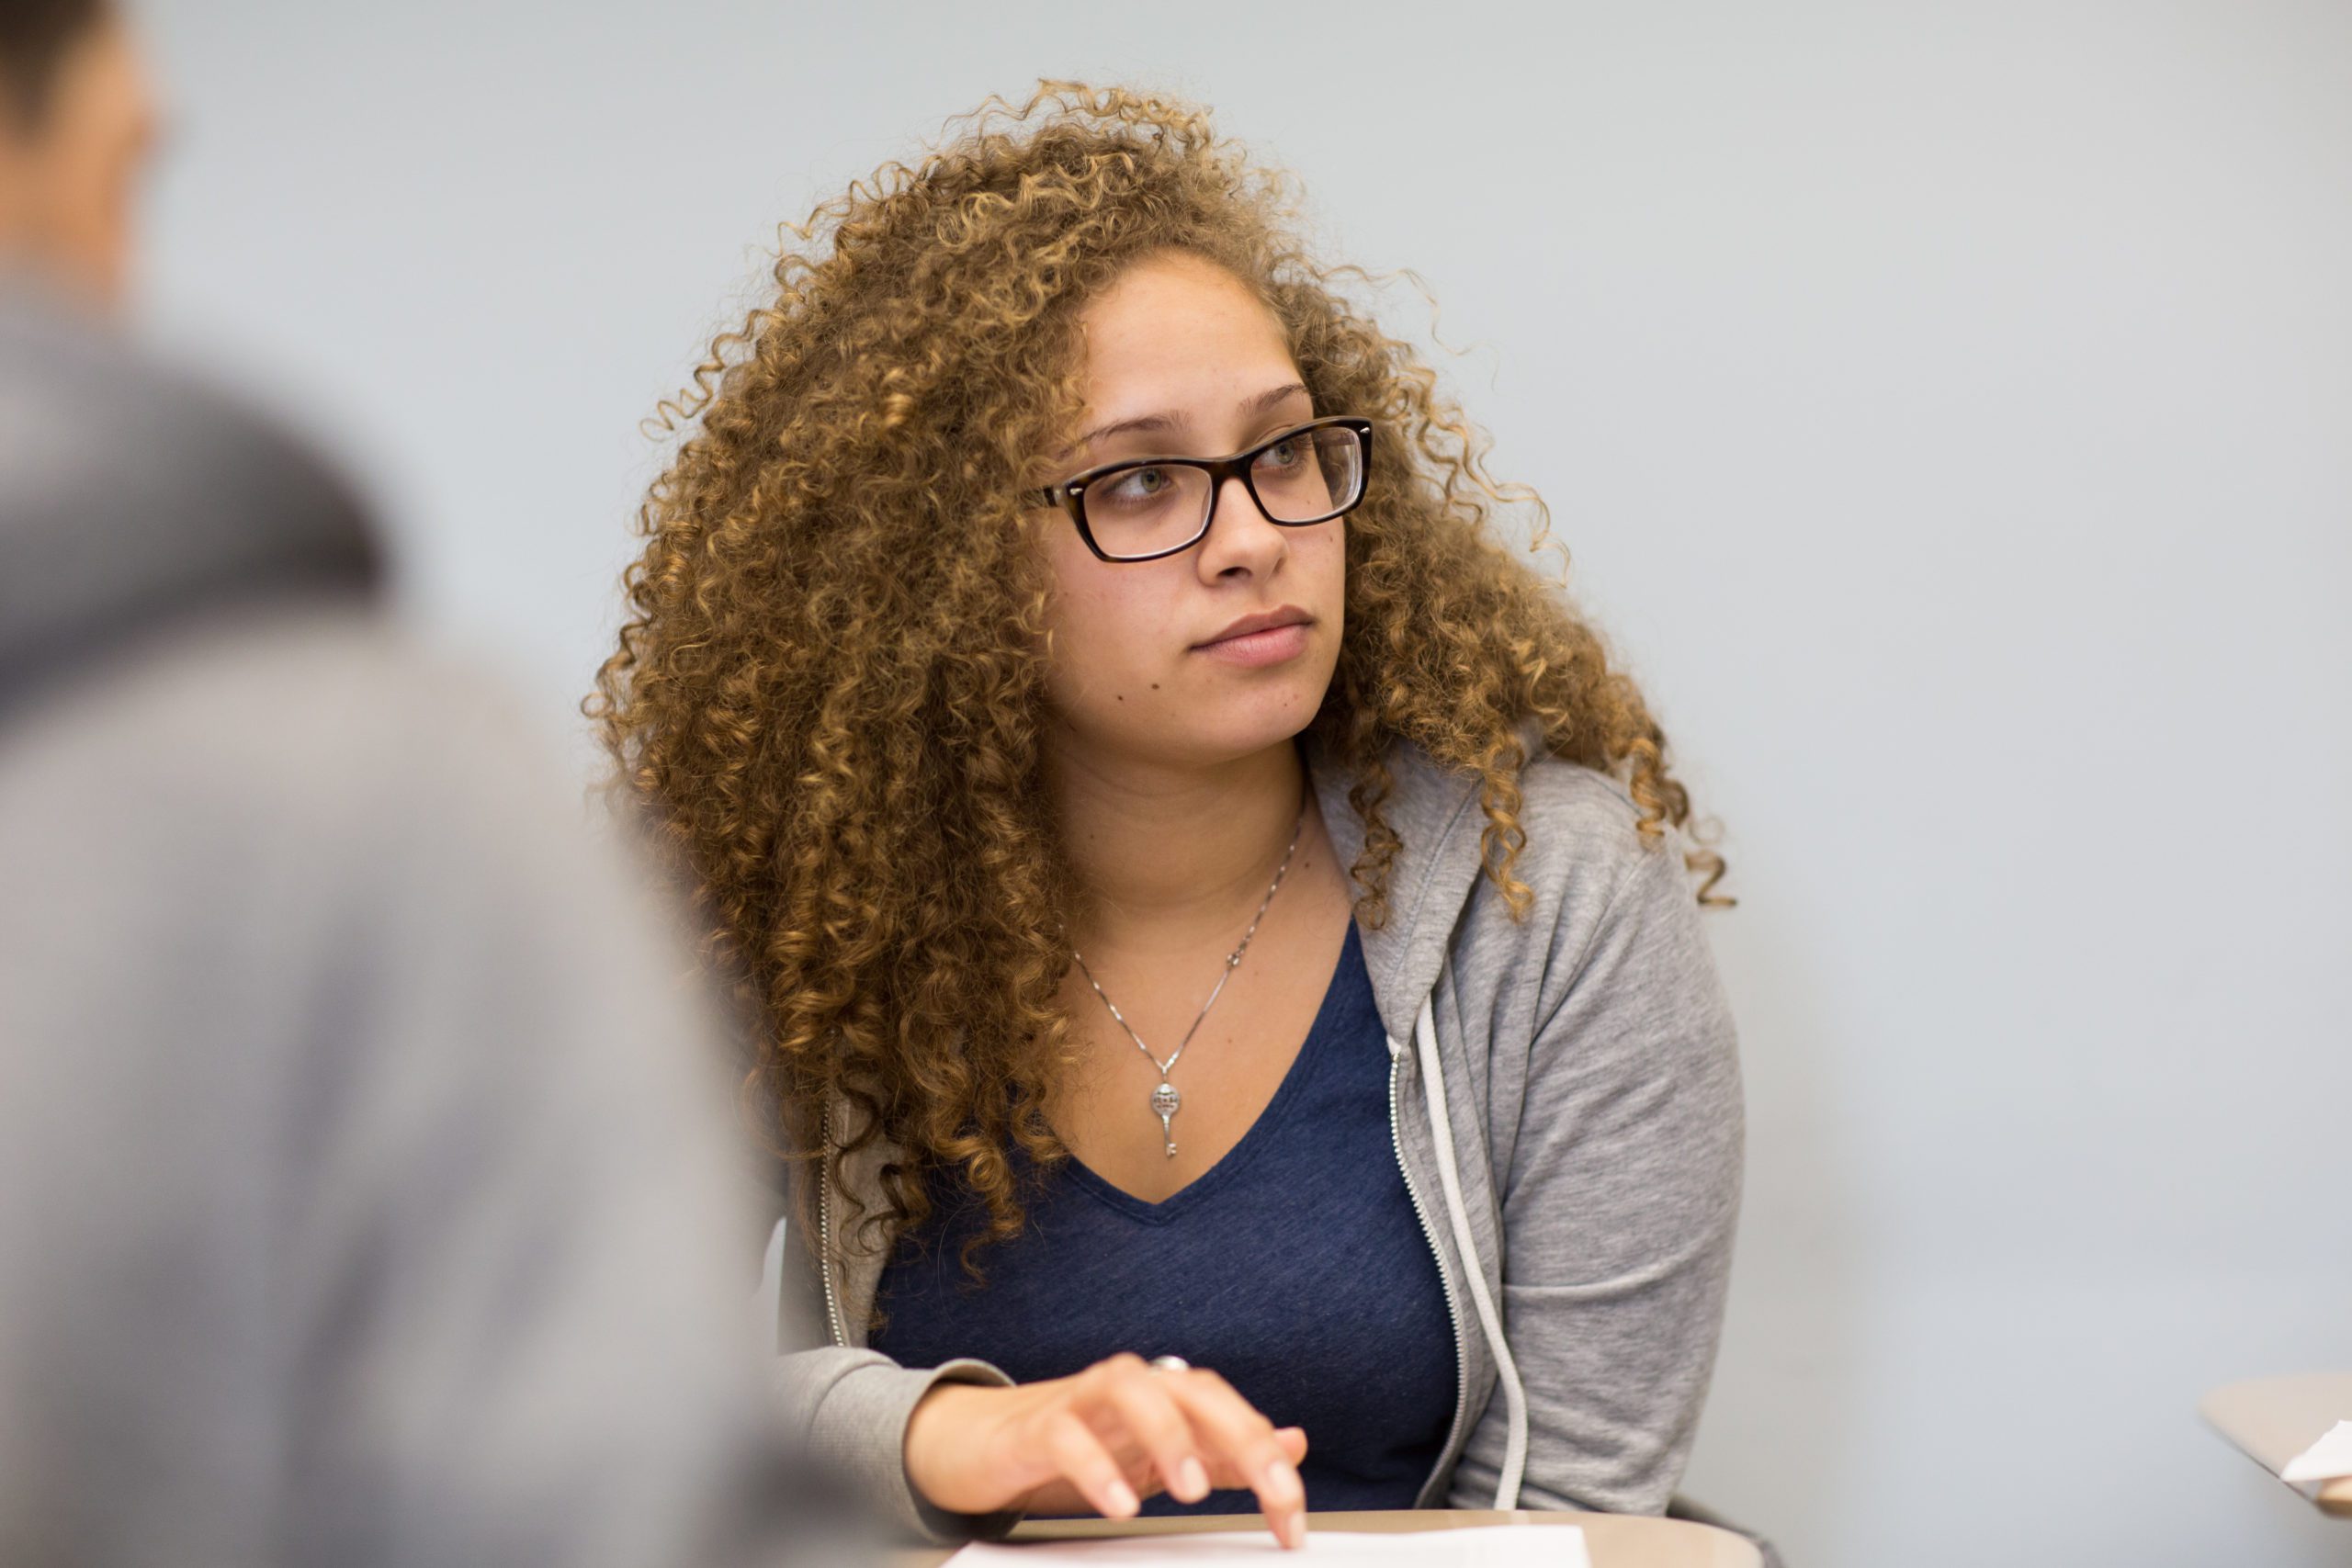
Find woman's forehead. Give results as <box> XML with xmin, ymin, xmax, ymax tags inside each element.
<box><xmin>1069</xmin><ymin>254</ymin><xmax>1300</xmax><ymax>449</ymax></box>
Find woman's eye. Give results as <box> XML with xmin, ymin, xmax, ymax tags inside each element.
<box><xmin>1107</xmin><ymin>466</ymin><xmax>1170</xmax><ymax>499</ymax></box>
<box><xmin>1260</xmin><ymin>438</ymin><xmax>1304</xmax><ymax>468</ymax></box>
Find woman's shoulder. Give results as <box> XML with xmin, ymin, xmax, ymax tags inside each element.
<box><xmin>1437</xmin><ymin>753</ymin><xmax>1711</xmax><ymax>1042</ymax></box>
<box><xmin>1455</xmin><ymin>749</ymin><xmax>1734</xmax><ymax>1078</ymax></box>
<box><xmin>1371</xmin><ymin>728</ymin><xmax>1655</xmax><ymax>852</ymax></box>
<box><xmin>1515</xmin><ymin>747</ymin><xmax>1643</xmax><ymax>826</ymax></box>
<box><xmin>1508</xmin><ymin>749</ymin><xmax>1685</xmax><ymax>900</ymax></box>
<box><xmin>1363</xmin><ymin>731</ymin><xmax>1692</xmax><ymax>932</ymax></box>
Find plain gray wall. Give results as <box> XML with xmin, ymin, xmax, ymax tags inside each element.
<box><xmin>136</xmin><ymin>3</ymin><xmax>2350</xmax><ymax>1564</ymax></box>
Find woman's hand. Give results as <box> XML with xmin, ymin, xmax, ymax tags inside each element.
<box><xmin>904</xmin><ymin>1353</ymin><xmax>1310</xmax><ymax>1548</ymax></box>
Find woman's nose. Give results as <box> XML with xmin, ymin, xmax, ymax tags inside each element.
<box><xmin>1196</xmin><ymin>474</ymin><xmax>1286</xmax><ymax>578</ymax></box>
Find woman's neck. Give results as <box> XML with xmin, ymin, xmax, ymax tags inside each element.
<box><xmin>1049</xmin><ymin>734</ymin><xmax>1311</xmax><ymax>958</ymax></box>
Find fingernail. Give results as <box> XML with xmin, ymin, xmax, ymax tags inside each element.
<box><xmin>1106</xmin><ymin>1481</ymin><xmax>1140</xmax><ymax>1517</ymax></box>
<box><xmin>1270</xmin><ymin>1462</ymin><xmax>1303</xmax><ymax>1507</ymax></box>
<box><xmin>1284</xmin><ymin>1514</ymin><xmax>1308</xmax><ymax>1550</ymax></box>
<box><xmin>1179</xmin><ymin>1457</ymin><xmax>1210</xmax><ymax>1500</ymax></box>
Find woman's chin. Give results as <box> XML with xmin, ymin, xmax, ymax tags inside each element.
<box><xmin>1050</xmin><ymin>660</ymin><xmax>1335</xmax><ymax>773</ymax></box>
<box><xmin>1133</xmin><ymin>705</ymin><xmax>1325</xmax><ymax>773</ymax></box>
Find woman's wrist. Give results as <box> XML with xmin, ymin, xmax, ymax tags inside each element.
<box><xmin>905</xmin><ymin>1379</ymin><xmax>1001</xmax><ymax>1515</ymax></box>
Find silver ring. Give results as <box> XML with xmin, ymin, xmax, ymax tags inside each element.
<box><xmin>1148</xmin><ymin>1355</ymin><xmax>1191</xmax><ymax>1374</ymax></box>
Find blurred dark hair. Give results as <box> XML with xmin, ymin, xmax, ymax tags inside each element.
<box><xmin>0</xmin><ymin>0</ymin><xmax>108</xmax><ymax>134</ymax></box>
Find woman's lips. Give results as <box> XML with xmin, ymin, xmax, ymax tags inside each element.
<box><xmin>1193</xmin><ymin>621</ymin><xmax>1312</xmax><ymax>668</ymax></box>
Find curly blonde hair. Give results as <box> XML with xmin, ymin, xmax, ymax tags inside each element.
<box><xmin>586</xmin><ymin>80</ymin><xmax>1728</xmax><ymax>1280</ymax></box>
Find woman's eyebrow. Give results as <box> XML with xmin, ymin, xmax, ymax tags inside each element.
<box><xmin>1064</xmin><ymin>381</ymin><xmax>1311</xmax><ymax>457</ymax></box>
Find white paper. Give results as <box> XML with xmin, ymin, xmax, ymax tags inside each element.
<box><xmin>947</xmin><ymin>1524</ymin><xmax>1589</xmax><ymax>1568</ymax></box>
<box><xmin>2280</xmin><ymin>1417</ymin><xmax>2352</xmax><ymax>1483</ymax></box>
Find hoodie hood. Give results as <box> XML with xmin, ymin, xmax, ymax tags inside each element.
<box><xmin>0</xmin><ymin>289</ymin><xmax>382</xmax><ymax>726</ymax></box>
<box><xmin>1301</xmin><ymin>727</ymin><xmax>1491</xmax><ymax>1045</ymax></box>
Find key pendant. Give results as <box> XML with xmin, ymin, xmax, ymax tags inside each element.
<box><xmin>1149</xmin><ymin>1081</ymin><xmax>1181</xmax><ymax>1158</ymax></box>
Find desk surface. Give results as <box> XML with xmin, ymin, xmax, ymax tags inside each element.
<box><xmin>886</xmin><ymin>1509</ymin><xmax>1761</xmax><ymax>1567</ymax></box>
<box><xmin>2199</xmin><ymin>1371</ymin><xmax>2352</xmax><ymax>1518</ymax></box>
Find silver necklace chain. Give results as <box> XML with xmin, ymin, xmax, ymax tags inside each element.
<box><xmin>1071</xmin><ymin>807</ymin><xmax>1305</xmax><ymax>1159</ymax></box>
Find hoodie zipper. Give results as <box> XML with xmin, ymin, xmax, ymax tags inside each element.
<box><xmin>817</xmin><ymin>1100</ymin><xmax>848</xmax><ymax>1348</ymax></box>
<box><xmin>1389</xmin><ymin>1039</ymin><xmax>1470</xmax><ymax>1501</ymax></box>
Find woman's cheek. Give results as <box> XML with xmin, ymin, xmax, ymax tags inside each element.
<box><xmin>1046</xmin><ymin>586</ymin><xmax>1167</xmax><ymax>729</ymax></box>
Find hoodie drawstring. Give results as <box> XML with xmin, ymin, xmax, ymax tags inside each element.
<box><xmin>1415</xmin><ymin>995</ymin><xmax>1529</xmax><ymax>1508</ymax></box>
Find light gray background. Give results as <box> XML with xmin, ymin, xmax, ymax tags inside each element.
<box><xmin>133</xmin><ymin>4</ymin><xmax>2350</xmax><ymax>1564</ymax></box>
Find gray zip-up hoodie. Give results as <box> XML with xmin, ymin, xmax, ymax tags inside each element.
<box><xmin>767</xmin><ymin>728</ymin><xmax>1746</xmax><ymax>1544</ymax></box>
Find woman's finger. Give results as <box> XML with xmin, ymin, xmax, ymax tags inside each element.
<box><xmin>1157</xmin><ymin>1370</ymin><xmax>1307</xmax><ymax>1548</ymax></box>
<box><xmin>1196</xmin><ymin>1427</ymin><xmax>1307</xmax><ymax>1490</ymax></box>
<box><xmin>1087</xmin><ymin>1358</ymin><xmax>1212</xmax><ymax>1504</ymax></box>
<box><xmin>1041</xmin><ymin>1408</ymin><xmax>1142</xmax><ymax>1519</ymax></box>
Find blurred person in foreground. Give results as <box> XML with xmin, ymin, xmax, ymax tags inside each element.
<box><xmin>0</xmin><ymin>4</ymin><xmax>860</xmax><ymax>1564</ymax></box>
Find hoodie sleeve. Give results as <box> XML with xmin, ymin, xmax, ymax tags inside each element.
<box><xmin>1453</xmin><ymin>807</ymin><xmax>1746</xmax><ymax>1517</ymax></box>
<box><xmin>773</xmin><ymin>1344</ymin><xmax>1023</xmax><ymax>1543</ymax></box>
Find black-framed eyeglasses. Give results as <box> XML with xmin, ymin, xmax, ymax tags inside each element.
<box><xmin>1025</xmin><ymin>414</ymin><xmax>1374</xmax><ymax>563</ymax></box>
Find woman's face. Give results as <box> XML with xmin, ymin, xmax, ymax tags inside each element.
<box><xmin>1035</xmin><ymin>251</ymin><xmax>1347</xmax><ymax>774</ymax></box>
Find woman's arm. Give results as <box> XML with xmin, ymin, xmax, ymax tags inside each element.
<box><xmin>1453</xmin><ymin>817</ymin><xmax>1746</xmax><ymax>1514</ymax></box>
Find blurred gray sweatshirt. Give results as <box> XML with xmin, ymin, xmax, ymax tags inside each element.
<box><xmin>0</xmin><ymin>294</ymin><xmax>857</xmax><ymax>1567</ymax></box>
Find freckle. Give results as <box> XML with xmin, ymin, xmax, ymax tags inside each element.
<box><xmin>1149</xmin><ymin>682</ymin><xmax>1160</xmax><ymax>690</ymax></box>
<box><xmin>1114</xmin><ymin>694</ymin><xmax>1124</xmax><ymax>702</ymax></box>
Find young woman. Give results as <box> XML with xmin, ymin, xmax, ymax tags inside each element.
<box><xmin>589</xmin><ymin>83</ymin><xmax>1744</xmax><ymax>1551</ymax></box>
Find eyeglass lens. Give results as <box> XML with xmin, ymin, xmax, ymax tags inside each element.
<box><xmin>1083</xmin><ymin>425</ymin><xmax>1363</xmax><ymax>558</ymax></box>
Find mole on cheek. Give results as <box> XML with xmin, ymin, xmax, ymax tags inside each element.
<box><xmin>1150</xmin><ymin>682</ymin><xmax>1160</xmax><ymax>691</ymax></box>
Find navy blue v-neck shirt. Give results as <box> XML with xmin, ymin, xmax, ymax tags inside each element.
<box><xmin>871</xmin><ymin>922</ymin><xmax>1459</xmax><ymax>1514</ymax></box>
